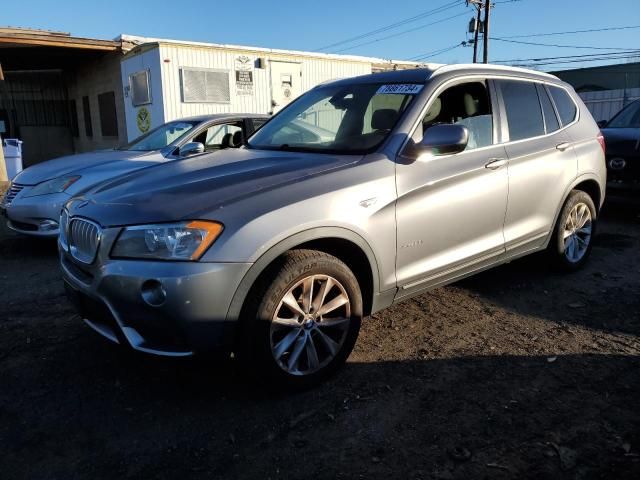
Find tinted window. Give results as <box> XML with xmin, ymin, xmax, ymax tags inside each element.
<box><xmin>548</xmin><ymin>86</ymin><xmax>577</xmax><ymax>126</ymax></box>
<box><xmin>606</xmin><ymin>100</ymin><xmax>640</xmax><ymax>128</ymax></box>
<box><xmin>413</xmin><ymin>81</ymin><xmax>493</xmax><ymax>151</ymax></box>
<box><xmin>499</xmin><ymin>80</ymin><xmax>544</xmax><ymax>141</ymax></box>
<box><xmin>537</xmin><ymin>85</ymin><xmax>560</xmax><ymax>133</ymax></box>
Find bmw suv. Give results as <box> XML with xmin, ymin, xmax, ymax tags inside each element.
<box><xmin>60</xmin><ymin>64</ymin><xmax>606</xmax><ymax>387</ymax></box>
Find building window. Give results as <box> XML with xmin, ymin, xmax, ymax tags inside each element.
<box><xmin>130</xmin><ymin>70</ymin><xmax>151</xmax><ymax>106</ymax></box>
<box><xmin>82</xmin><ymin>96</ymin><xmax>93</xmax><ymax>137</ymax></box>
<box><xmin>181</xmin><ymin>68</ymin><xmax>230</xmax><ymax>103</ymax></box>
<box><xmin>69</xmin><ymin>99</ymin><xmax>79</xmax><ymax>137</ymax></box>
<box><xmin>98</xmin><ymin>91</ymin><xmax>118</xmax><ymax>137</ymax></box>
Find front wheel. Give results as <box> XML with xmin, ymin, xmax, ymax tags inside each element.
<box><xmin>547</xmin><ymin>190</ymin><xmax>597</xmax><ymax>271</ymax></box>
<box><xmin>240</xmin><ymin>249</ymin><xmax>362</xmax><ymax>388</ymax></box>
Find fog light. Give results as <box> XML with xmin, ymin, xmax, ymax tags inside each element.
<box><xmin>141</xmin><ymin>280</ymin><xmax>166</xmax><ymax>307</ymax></box>
<box><xmin>38</xmin><ymin>219</ymin><xmax>59</xmax><ymax>231</ymax></box>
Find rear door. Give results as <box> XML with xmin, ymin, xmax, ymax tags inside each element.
<box><xmin>497</xmin><ymin>79</ymin><xmax>577</xmax><ymax>256</ymax></box>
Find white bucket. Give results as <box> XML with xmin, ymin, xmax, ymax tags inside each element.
<box><xmin>3</xmin><ymin>139</ymin><xmax>23</xmax><ymax>180</ymax></box>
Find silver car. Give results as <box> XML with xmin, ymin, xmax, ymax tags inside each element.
<box><xmin>1</xmin><ymin>114</ymin><xmax>268</xmax><ymax>236</ymax></box>
<box><xmin>60</xmin><ymin>65</ymin><xmax>605</xmax><ymax>387</ymax></box>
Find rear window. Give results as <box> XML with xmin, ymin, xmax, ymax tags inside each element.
<box><xmin>499</xmin><ymin>80</ymin><xmax>545</xmax><ymax>141</ymax></box>
<box><xmin>548</xmin><ymin>86</ymin><xmax>577</xmax><ymax>126</ymax></box>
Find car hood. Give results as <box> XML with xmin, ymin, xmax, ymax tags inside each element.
<box><xmin>68</xmin><ymin>148</ymin><xmax>361</xmax><ymax>226</ymax></box>
<box><xmin>601</xmin><ymin>128</ymin><xmax>640</xmax><ymax>156</ymax></box>
<box><xmin>13</xmin><ymin>149</ymin><xmax>166</xmax><ymax>185</ymax></box>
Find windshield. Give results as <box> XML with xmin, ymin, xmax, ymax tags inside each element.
<box><xmin>248</xmin><ymin>82</ymin><xmax>421</xmax><ymax>154</ymax></box>
<box><xmin>607</xmin><ymin>100</ymin><xmax>640</xmax><ymax>128</ymax></box>
<box><xmin>121</xmin><ymin>121</ymin><xmax>200</xmax><ymax>151</ymax></box>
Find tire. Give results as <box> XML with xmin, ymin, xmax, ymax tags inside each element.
<box><xmin>238</xmin><ymin>249</ymin><xmax>362</xmax><ymax>388</ymax></box>
<box><xmin>547</xmin><ymin>189</ymin><xmax>597</xmax><ymax>271</ymax></box>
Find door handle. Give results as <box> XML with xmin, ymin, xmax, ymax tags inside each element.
<box><xmin>485</xmin><ymin>158</ymin><xmax>507</xmax><ymax>170</ymax></box>
<box><xmin>556</xmin><ymin>142</ymin><xmax>571</xmax><ymax>151</ymax></box>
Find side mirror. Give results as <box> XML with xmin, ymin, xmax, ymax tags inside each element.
<box><xmin>596</xmin><ymin>120</ymin><xmax>608</xmax><ymax>128</ymax></box>
<box><xmin>403</xmin><ymin>124</ymin><xmax>469</xmax><ymax>159</ymax></box>
<box><xmin>178</xmin><ymin>142</ymin><xmax>205</xmax><ymax>157</ymax></box>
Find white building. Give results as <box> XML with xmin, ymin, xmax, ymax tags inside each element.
<box><xmin>0</xmin><ymin>28</ymin><xmax>422</xmax><ymax>165</ymax></box>
<box><xmin>119</xmin><ymin>35</ymin><xmax>422</xmax><ymax>141</ymax></box>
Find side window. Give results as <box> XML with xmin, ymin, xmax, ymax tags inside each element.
<box><xmin>548</xmin><ymin>86</ymin><xmax>577</xmax><ymax>126</ymax></box>
<box><xmin>413</xmin><ymin>81</ymin><xmax>493</xmax><ymax>151</ymax></box>
<box><xmin>536</xmin><ymin>84</ymin><xmax>560</xmax><ymax>134</ymax></box>
<box><xmin>499</xmin><ymin>80</ymin><xmax>544</xmax><ymax>141</ymax></box>
<box><xmin>192</xmin><ymin>122</ymin><xmax>244</xmax><ymax>150</ymax></box>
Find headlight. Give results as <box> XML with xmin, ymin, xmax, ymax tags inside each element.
<box><xmin>111</xmin><ymin>221</ymin><xmax>223</xmax><ymax>261</ymax></box>
<box><xmin>23</xmin><ymin>176</ymin><xmax>81</xmax><ymax>197</ymax></box>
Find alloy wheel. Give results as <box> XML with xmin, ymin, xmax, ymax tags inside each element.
<box><xmin>563</xmin><ymin>202</ymin><xmax>592</xmax><ymax>263</ymax></box>
<box><xmin>270</xmin><ymin>274</ymin><xmax>351</xmax><ymax>376</ymax></box>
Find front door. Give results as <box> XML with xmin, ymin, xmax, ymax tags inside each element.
<box><xmin>270</xmin><ymin>61</ymin><xmax>302</xmax><ymax>114</ymax></box>
<box><xmin>395</xmin><ymin>79</ymin><xmax>508</xmax><ymax>298</ymax></box>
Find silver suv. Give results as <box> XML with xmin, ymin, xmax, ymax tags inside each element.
<box><xmin>60</xmin><ymin>64</ymin><xmax>606</xmax><ymax>387</ymax></box>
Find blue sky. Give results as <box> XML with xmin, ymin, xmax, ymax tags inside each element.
<box><xmin>3</xmin><ymin>0</ymin><xmax>639</xmax><ymax>70</ymax></box>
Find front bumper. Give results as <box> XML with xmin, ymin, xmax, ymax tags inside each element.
<box><xmin>59</xmin><ymin>227</ymin><xmax>252</xmax><ymax>356</ymax></box>
<box><xmin>3</xmin><ymin>190</ymin><xmax>70</xmax><ymax>237</ymax></box>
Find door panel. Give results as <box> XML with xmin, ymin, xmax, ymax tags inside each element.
<box><xmin>395</xmin><ymin>143</ymin><xmax>509</xmax><ymax>295</ymax></box>
<box><xmin>502</xmin><ymin>131</ymin><xmax>576</xmax><ymax>253</ymax></box>
<box><xmin>270</xmin><ymin>62</ymin><xmax>302</xmax><ymax>113</ymax></box>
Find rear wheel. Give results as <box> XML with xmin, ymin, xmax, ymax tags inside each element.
<box><xmin>547</xmin><ymin>190</ymin><xmax>597</xmax><ymax>271</ymax></box>
<box><xmin>240</xmin><ymin>249</ymin><xmax>362</xmax><ymax>388</ymax></box>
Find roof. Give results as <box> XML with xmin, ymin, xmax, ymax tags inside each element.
<box><xmin>119</xmin><ymin>34</ymin><xmax>427</xmax><ymax>68</ymax></box>
<box><xmin>0</xmin><ymin>27</ymin><xmax>121</xmax><ymax>51</ymax></box>
<box><xmin>323</xmin><ymin>63</ymin><xmax>561</xmax><ymax>87</ymax></box>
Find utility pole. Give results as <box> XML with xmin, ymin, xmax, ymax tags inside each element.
<box><xmin>482</xmin><ymin>0</ymin><xmax>491</xmax><ymax>63</ymax></box>
<box><xmin>472</xmin><ymin>4</ymin><xmax>482</xmax><ymax>63</ymax></box>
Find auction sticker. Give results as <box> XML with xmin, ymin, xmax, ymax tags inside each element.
<box><xmin>377</xmin><ymin>84</ymin><xmax>424</xmax><ymax>95</ymax></box>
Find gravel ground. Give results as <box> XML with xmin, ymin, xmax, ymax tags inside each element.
<box><xmin>1</xmin><ymin>198</ymin><xmax>639</xmax><ymax>480</ymax></box>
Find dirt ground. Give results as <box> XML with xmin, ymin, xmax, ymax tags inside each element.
<box><xmin>1</xmin><ymin>197</ymin><xmax>639</xmax><ymax>480</ymax></box>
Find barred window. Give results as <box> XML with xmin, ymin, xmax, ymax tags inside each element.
<box><xmin>181</xmin><ymin>68</ymin><xmax>230</xmax><ymax>103</ymax></box>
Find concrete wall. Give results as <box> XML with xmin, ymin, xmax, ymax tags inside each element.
<box><xmin>67</xmin><ymin>52</ymin><xmax>127</xmax><ymax>152</ymax></box>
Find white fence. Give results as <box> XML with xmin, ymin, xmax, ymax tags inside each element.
<box><xmin>579</xmin><ymin>87</ymin><xmax>640</xmax><ymax>122</ymax></box>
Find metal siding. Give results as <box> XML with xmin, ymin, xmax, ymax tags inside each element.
<box><xmin>156</xmin><ymin>44</ymin><xmax>371</xmax><ymax>121</ymax></box>
<box><xmin>579</xmin><ymin>87</ymin><xmax>640</xmax><ymax>122</ymax></box>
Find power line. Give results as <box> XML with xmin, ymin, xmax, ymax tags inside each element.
<box><xmin>498</xmin><ymin>24</ymin><xmax>640</xmax><ymax>39</ymax></box>
<box><xmin>493</xmin><ymin>50</ymin><xmax>640</xmax><ymax>63</ymax></box>
<box><xmin>492</xmin><ymin>37</ymin><xmax>634</xmax><ymax>50</ymax></box>
<box><xmin>314</xmin><ymin>0</ymin><xmax>462</xmax><ymax>51</ymax></box>
<box><xmin>333</xmin><ymin>11</ymin><xmax>469</xmax><ymax>54</ymax></box>
<box><xmin>409</xmin><ymin>43</ymin><xmax>465</xmax><ymax>61</ymax></box>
